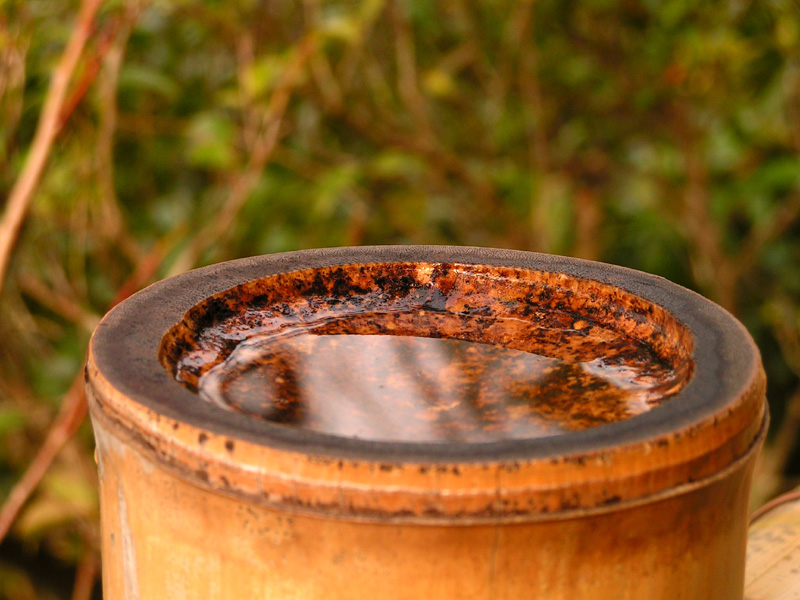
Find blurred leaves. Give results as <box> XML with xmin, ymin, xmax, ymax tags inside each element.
<box><xmin>16</xmin><ymin>468</ymin><xmax>96</xmax><ymax>542</ymax></box>
<box><xmin>3</xmin><ymin>0</ymin><xmax>800</xmax><ymax>596</ymax></box>
<box><xmin>118</xmin><ymin>64</ymin><xmax>180</xmax><ymax>102</ymax></box>
<box><xmin>186</xmin><ymin>111</ymin><xmax>238</xmax><ymax>170</ymax></box>
<box><xmin>0</xmin><ymin>563</ymin><xmax>40</xmax><ymax>600</ymax></box>
<box><xmin>0</xmin><ymin>410</ymin><xmax>26</xmax><ymax>437</ymax></box>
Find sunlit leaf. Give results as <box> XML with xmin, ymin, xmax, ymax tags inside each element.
<box><xmin>185</xmin><ymin>112</ymin><xmax>238</xmax><ymax>170</ymax></box>
<box><xmin>118</xmin><ymin>64</ymin><xmax>180</xmax><ymax>102</ymax></box>
<box><xmin>0</xmin><ymin>408</ymin><xmax>26</xmax><ymax>435</ymax></box>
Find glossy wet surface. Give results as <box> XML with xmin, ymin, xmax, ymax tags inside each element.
<box><xmin>198</xmin><ymin>331</ymin><xmax>684</xmax><ymax>442</ymax></box>
<box><xmin>162</xmin><ymin>262</ymin><xmax>694</xmax><ymax>443</ymax></box>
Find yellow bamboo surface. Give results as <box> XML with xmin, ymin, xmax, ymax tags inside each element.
<box><xmin>745</xmin><ymin>495</ymin><xmax>800</xmax><ymax>600</ymax></box>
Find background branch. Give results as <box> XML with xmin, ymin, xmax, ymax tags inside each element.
<box><xmin>0</xmin><ymin>0</ymin><xmax>105</xmax><ymax>296</ymax></box>
<box><xmin>0</xmin><ymin>376</ymin><xmax>87</xmax><ymax>543</ymax></box>
<box><xmin>168</xmin><ymin>33</ymin><xmax>319</xmax><ymax>275</ymax></box>
<box><xmin>0</xmin><ymin>235</ymin><xmax>167</xmax><ymax>545</ymax></box>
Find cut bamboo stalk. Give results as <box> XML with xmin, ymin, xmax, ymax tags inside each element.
<box><xmin>86</xmin><ymin>246</ymin><xmax>768</xmax><ymax>599</ymax></box>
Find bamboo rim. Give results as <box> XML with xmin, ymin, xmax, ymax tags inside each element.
<box><xmin>86</xmin><ymin>246</ymin><xmax>767</xmax><ymax>523</ymax></box>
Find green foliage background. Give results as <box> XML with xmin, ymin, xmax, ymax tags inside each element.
<box><xmin>2</xmin><ymin>0</ymin><xmax>800</xmax><ymax>597</ymax></box>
